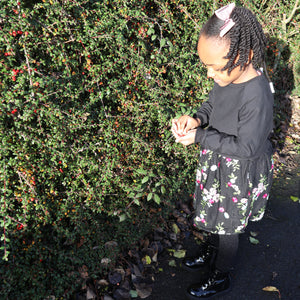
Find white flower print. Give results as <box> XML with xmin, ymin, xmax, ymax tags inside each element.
<box><xmin>241</xmin><ymin>198</ymin><xmax>248</xmax><ymax>204</ymax></box>
<box><xmin>224</xmin><ymin>212</ymin><xmax>230</xmax><ymax>219</ymax></box>
<box><xmin>210</xmin><ymin>165</ymin><xmax>218</xmax><ymax>171</ymax></box>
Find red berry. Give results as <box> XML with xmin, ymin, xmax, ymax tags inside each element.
<box><xmin>17</xmin><ymin>30</ymin><xmax>23</xmax><ymax>35</ymax></box>
<box><xmin>11</xmin><ymin>108</ymin><xmax>17</xmax><ymax>114</ymax></box>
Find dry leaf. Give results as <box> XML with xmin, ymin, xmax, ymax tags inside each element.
<box><xmin>86</xmin><ymin>286</ymin><xmax>96</xmax><ymax>300</ymax></box>
<box><xmin>262</xmin><ymin>286</ymin><xmax>281</xmax><ymax>299</ymax></box>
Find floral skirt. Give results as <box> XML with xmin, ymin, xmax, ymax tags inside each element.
<box><xmin>193</xmin><ymin>147</ymin><xmax>273</xmax><ymax>235</ymax></box>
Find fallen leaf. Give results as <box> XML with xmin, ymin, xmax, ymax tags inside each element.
<box><xmin>108</xmin><ymin>271</ymin><xmax>122</xmax><ymax>285</ymax></box>
<box><xmin>169</xmin><ymin>259</ymin><xmax>176</xmax><ymax>267</ymax></box>
<box><xmin>250</xmin><ymin>231</ymin><xmax>258</xmax><ymax>237</ymax></box>
<box><xmin>262</xmin><ymin>286</ymin><xmax>281</xmax><ymax>299</ymax></box>
<box><xmin>173</xmin><ymin>249</ymin><xmax>186</xmax><ymax>258</ymax></box>
<box><xmin>172</xmin><ymin>223</ymin><xmax>180</xmax><ymax>234</ymax></box>
<box><xmin>142</xmin><ymin>255</ymin><xmax>152</xmax><ymax>265</ymax></box>
<box><xmin>135</xmin><ymin>283</ymin><xmax>152</xmax><ymax>299</ymax></box>
<box><xmin>130</xmin><ymin>290</ymin><xmax>138</xmax><ymax>298</ymax></box>
<box><xmin>86</xmin><ymin>287</ymin><xmax>96</xmax><ymax>300</ymax></box>
<box><xmin>290</xmin><ymin>195</ymin><xmax>299</xmax><ymax>202</ymax></box>
<box><xmin>249</xmin><ymin>236</ymin><xmax>259</xmax><ymax>245</ymax></box>
<box><xmin>152</xmin><ymin>251</ymin><xmax>158</xmax><ymax>263</ymax></box>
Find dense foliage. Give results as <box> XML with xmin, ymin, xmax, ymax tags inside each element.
<box><xmin>0</xmin><ymin>0</ymin><xmax>298</xmax><ymax>298</ymax></box>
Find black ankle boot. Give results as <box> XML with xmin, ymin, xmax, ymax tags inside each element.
<box><xmin>186</xmin><ymin>269</ymin><xmax>231</xmax><ymax>299</ymax></box>
<box><xmin>182</xmin><ymin>245</ymin><xmax>216</xmax><ymax>272</ymax></box>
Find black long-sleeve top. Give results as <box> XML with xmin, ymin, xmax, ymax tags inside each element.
<box><xmin>193</xmin><ymin>75</ymin><xmax>274</xmax><ymax>160</ymax></box>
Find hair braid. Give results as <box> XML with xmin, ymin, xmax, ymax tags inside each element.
<box><xmin>200</xmin><ymin>6</ymin><xmax>267</xmax><ymax>74</ymax></box>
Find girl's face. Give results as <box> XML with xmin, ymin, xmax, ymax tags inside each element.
<box><xmin>197</xmin><ymin>35</ymin><xmax>250</xmax><ymax>87</ymax></box>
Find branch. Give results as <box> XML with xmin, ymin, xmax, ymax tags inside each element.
<box><xmin>283</xmin><ymin>0</ymin><xmax>299</xmax><ymax>24</ymax></box>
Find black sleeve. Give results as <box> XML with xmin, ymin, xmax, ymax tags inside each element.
<box><xmin>194</xmin><ymin>93</ymin><xmax>273</xmax><ymax>159</ymax></box>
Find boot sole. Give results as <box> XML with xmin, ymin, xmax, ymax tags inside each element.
<box><xmin>185</xmin><ymin>276</ymin><xmax>232</xmax><ymax>299</ymax></box>
<box><xmin>185</xmin><ymin>286</ymin><xmax>231</xmax><ymax>300</ymax></box>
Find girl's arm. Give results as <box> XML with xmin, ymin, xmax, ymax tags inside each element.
<box><xmin>194</xmin><ymin>93</ymin><xmax>273</xmax><ymax>159</ymax></box>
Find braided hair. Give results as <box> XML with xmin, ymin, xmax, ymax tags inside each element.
<box><xmin>200</xmin><ymin>6</ymin><xmax>267</xmax><ymax>74</ymax></box>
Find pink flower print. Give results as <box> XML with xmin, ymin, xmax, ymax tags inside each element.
<box><xmin>232</xmin><ymin>197</ymin><xmax>238</xmax><ymax>203</ymax></box>
<box><xmin>227</xmin><ymin>182</ymin><xmax>232</xmax><ymax>187</ymax></box>
<box><xmin>218</xmin><ymin>162</ymin><xmax>221</xmax><ymax>167</ymax></box>
<box><xmin>248</xmin><ymin>191</ymin><xmax>251</xmax><ymax>196</ymax></box>
<box><xmin>196</xmin><ymin>179</ymin><xmax>200</xmax><ymax>184</ymax></box>
<box><xmin>202</xmin><ymin>149</ymin><xmax>207</xmax><ymax>155</ymax></box>
<box><xmin>271</xmin><ymin>164</ymin><xmax>274</xmax><ymax>170</ymax></box>
<box><xmin>200</xmin><ymin>184</ymin><xmax>204</xmax><ymax>190</ymax></box>
<box><xmin>209</xmin><ymin>199</ymin><xmax>214</xmax><ymax>204</ymax></box>
<box><xmin>201</xmin><ymin>169</ymin><xmax>204</xmax><ymax>173</ymax></box>
<box><xmin>195</xmin><ymin>216</ymin><xmax>206</xmax><ymax>224</ymax></box>
<box><xmin>263</xmin><ymin>193</ymin><xmax>268</xmax><ymax>199</ymax></box>
<box><xmin>226</xmin><ymin>158</ymin><xmax>231</xmax><ymax>162</ymax></box>
<box><xmin>219</xmin><ymin>207</ymin><xmax>225</xmax><ymax>213</ymax></box>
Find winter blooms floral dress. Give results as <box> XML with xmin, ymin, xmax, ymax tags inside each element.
<box><xmin>192</xmin><ymin>75</ymin><xmax>274</xmax><ymax>234</ymax></box>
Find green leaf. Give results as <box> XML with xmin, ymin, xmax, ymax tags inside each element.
<box><xmin>130</xmin><ymin>290</ymin><xmax>138</xmax><ymax>298</ymax></box>
<box><xmin>173</xmin><ymin>249</ymin><xmax>186</xmax><ymax>258</ymax></box>
<box><xmin>137</xmin><ymin>169</ymin><xmax>147</xmax><ymax>175</ymax></box>
<box><xmin>160</xmin><ymin>38</ymin><xmax>166</xmax><ymax>47</ymax></box>
<box><xmin>249</xmin><ymin>236</ymin><xmax>259</xmax><ymax>245</ymax></box>
<box><xmin>143</xmin><ymin>255</ymin><xmax>152</xmax><ymax>265</ymax></box>
<box><xmin>142</xmin><ymin>176</ymin><xmax>149</xmax><ymax>184</ymax></box>
<box><xmin>151</xmin><ymin>34</ymin><xmax>157</xmax><ymax>41</ymax></box>
<box><xmin>147</xmin><ymin>193</ymin><xmax>153</xmax><ymax>201</ymax></box>
<box><xmin>290</xmin><ymin>195</ymin><xmax>299</xmax><ymax>202</ymax></box>
<box><xmin>153</xmin><ymin>193</ymin><xmax>161</xmax><ymax>205</ymax></box>
<box><xmin>119</xmin><ymin>214</ymin><xmax>127</xmax><ymax>222</ymax></box>
<box><xmin>161</xmin><ymin>186</ymin><xmax>166</xmax><ymax>194</ymax></box>
<box><xmin>168</xmin><ymin>259</ymin><xmax>176</xmax><ymax>267</ymax></box>
<box><xmin>172</xmin><ymin>223</ymin><xmax>180</xmax><ymax>234</ymax></box>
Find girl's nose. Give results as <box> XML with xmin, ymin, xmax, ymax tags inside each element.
<box><xmin>207</xmin><ymin>68</ymin><xmax>215</xmax><ymax>78</ymax></box>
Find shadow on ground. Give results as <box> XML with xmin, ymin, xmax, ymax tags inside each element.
<box><xmin>145</xmin><ymin>155</ymin><xmax>300</xmax><ymax>300</ymax></box>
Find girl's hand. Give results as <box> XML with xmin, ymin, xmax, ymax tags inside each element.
<box><xmin>175</xmin><ymin>129</ymin><xmax>197</xmax><ymax>146</ymax></box>
<box><xmin>171</xmin><ymin>116</ymin><xmax>200</xmax><ymax>138</ymax></box>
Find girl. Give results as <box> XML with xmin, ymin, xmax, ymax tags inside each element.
<box><xmin>171</xmin><ymin>3</ymin><xmax>274</xmax><ymax>299</ymax></box>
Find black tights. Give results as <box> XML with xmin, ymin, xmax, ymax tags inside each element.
<box><xmin>208</xmin><ymin>233</ymin><xmax>239</xmax><ymax>272</ymax></box>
